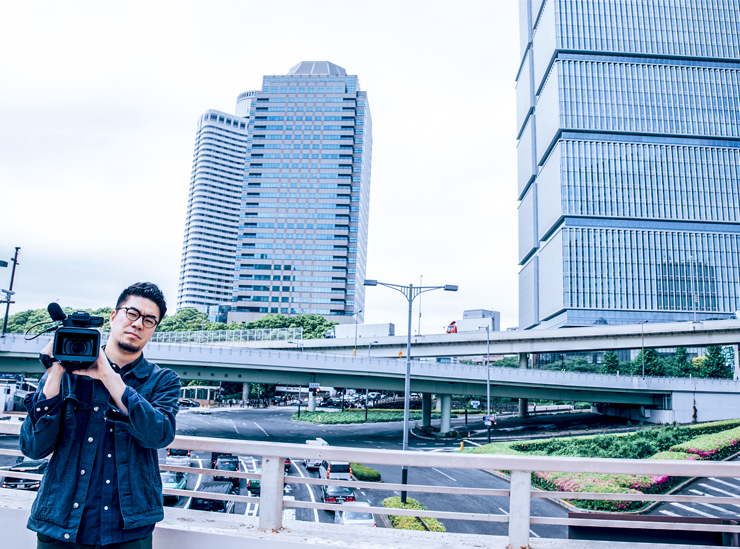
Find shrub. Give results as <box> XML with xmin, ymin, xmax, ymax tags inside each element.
<box><xmin>670</xmin><ymin>426</ymin><xmax>740</xmax><ymax>460</ymax></box>
<box><xmin>291</xmin><ymin>411</ymin><xmax>436</xmax><ymax>424</ymax></box>
<box><xmin>382</xmin><ymin>497</ymin><xmax>446</xmax><ymax>532</ymax></box>
<box><xmin>351</xmin><ymin>463</ymin><xmax>381</xmax><ymax>482</ymax></box>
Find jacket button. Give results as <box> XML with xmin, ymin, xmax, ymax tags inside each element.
<box><xmin>108</xmin><ymin>454</ymin><xmax>112</xmax><ymax>458</ymax></box>
<box><xmin>88</xmin><ymin>437</ymin><xmax>94</xmax><ymax>443</ymax></box>
<box><xmin>94</xmin><ymin>406</ymin><xmax>99</xmax><ymax>412</ymax></box>
<box><xmin>64</xmin><ymin>534</ymin><xmax>70</xmax><ymax>540</ymax></box>
<box><xmin>80</xmin><ymin>470</ymin><xmax>85</xmax><ymax>475</ymax></box>
<box><xmin>106</xmin><ymin>479</ymin><xmax>111</xmax><ymax>484</ymax></box>
<box><xmin>73</xmin><ymin>503</ymin><xmax>79</xmax><ymax>509</ymax></box>
<box><xmin>104</xmin><ymin>506</ymin><xmax>109</xmax><ymax>511</ymax></box>
<box><xmin>36</xmin><ymin>408</ymin><xmax>41</xmax><ymax>412</ymax></box>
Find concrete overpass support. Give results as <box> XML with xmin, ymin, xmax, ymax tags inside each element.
<box><xmin>440</xmin><ymin>394</ymin><xmax>452</xmax><ymax>435</ymax></box>
<box><xmin>242</xmin><ymin>383</ymin><xmax>249</xmax><ymax>402</ymax></box>
<box><xmin>518</xmin><ymin>352</ymin><xmax>528</xmax><ymax>418</ymax></box>
<box><xmin>421</xmin><ymin>393</ymin><xmax>432</xmax><ymax>428</ymax></box>
<box><xmin>308</xmin><ymin>392</ymin><xmax>316</xmax><ymax>412</ymax></box>
<box><xmin>733</xmin><ymin>344</ymin><xmax>739</xmax><ymax>381</ymax></box>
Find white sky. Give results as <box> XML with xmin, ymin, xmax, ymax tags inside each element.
<box><xmin>0</xmin><ymin>1</ymin><xmax>522</xmax><ymax>335</ymax></box>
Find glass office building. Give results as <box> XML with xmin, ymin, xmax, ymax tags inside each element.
<box><xmin>516</xmin><ymin>0</ymin><xmax>740</xmax><ymax>329</ymax></box>
<box><xmin>178</xmin><ymin>62</ymin><xmax>372</xmax><ymax>325</ymax></box>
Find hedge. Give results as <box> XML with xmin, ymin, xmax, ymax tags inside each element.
<box><xmin>382</xmin><ymin>497</ymin><xmax>445</xmax><ymax>532</ymax></box>
<box><xmin>351</xmin><ymin>463</ymin><xmax>381</xmax><ymax>482</ymax></box>
<box><xmin>670</xmin><ymin>426</ymin><xmax>740</xmax><ymax>460</ymax></box>
<box><xmin>292</xmin><ymin>410</ymin><xmax>439</xmax><ymax>424</ymax></box>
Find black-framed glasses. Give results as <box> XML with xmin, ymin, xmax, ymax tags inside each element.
<box><xmin>117</xmin><ymin>307</ymin><xmax>159</xmax><ymax>329</ymax></box>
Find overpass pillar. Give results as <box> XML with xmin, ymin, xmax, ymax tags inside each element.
<box><xmin>518</xmin><ymin>353</ymin><xmax>528</xmax><ymax>418</ymax></box>
<box><xmin>734</xmin><ymin>344</ymin><xmax>740</xmax><ymax>381</ymax></box>
<box><xmin>421</xmin><ymin>393</ymin><xmax>432</xmax><ymax>428</ymax></box>
<box><xmin>308</xmin><ymin>391</ymin><xmax>316</xmax><ymax>412</ymax></box>
<box><xmin>440</xmin><ymin>394</ymin><xmax>452</xmax><ymax>435</ymax></box>
<box><xmin>242</xmin><ymin>383</ymin><xmax>249</xmax><ymax>403</ymax></box>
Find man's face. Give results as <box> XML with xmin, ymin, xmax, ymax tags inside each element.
<box><xmin>109</xmin><ymin>296</ymin><xmax>160</xmax><ymax>355</ymax></box>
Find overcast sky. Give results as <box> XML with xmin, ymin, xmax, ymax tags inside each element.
<box><xmin>0</xmin><ymin>1</ymin><xmax>521</xmax><ymax>335</ymax></box>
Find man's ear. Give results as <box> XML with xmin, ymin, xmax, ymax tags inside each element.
<box><xmin>109</xmin><ymin>308</ymin><xmax>117</xmax><ymax>322</ymax></box>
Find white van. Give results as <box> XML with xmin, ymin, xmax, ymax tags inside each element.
<box><xmin>303</xmin><ymin>438</ymin><xmax>328</xmax><ymax>470</ymax></box>
<box><xmin>319</xmin><ymin>460</ymin><xmax>352</xmax><ymax>481</ymax></box>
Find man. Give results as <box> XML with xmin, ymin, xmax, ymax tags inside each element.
<box><xmin>20</xmin><ymin>282</ymin><xmax>181</xmax><ymax>549</ymax></box>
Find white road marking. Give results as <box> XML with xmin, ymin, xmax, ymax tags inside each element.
<box><xmin>251</xmin><ymin>456</ymin><xmax>258</xmax><ymax>471</ymax></box>
<box><xmin>464</xmin><ymin>440</ymin><xmax>482</xmax><ymax>447</ymax></box>
<box><xmin>254</xmin><ymin>422</ymin><xmax>269</xmax><ymax>436</ymax></box>
<box><xmin>431</xmin><ymin>468</ymin><xmax>457</xmax><ymax>482</ymax></box>
<box><xmin>183</xmin><ymin>458</ymin><xmax>205</xmax><ymax>510</ymax></box>
<box><xmin>694</xmin><ymin>486</ymin><xmax>740</xmax><ymax>510</ymax></box>
<box><xmin>294</xmin><ymin>462</ymin><xmax>319</xmax><ymax>523</ymax></box>
<box><xmin>670</xmin><ymin>502</ymin><xmax>718</xmax><ymax>518</ymax></box>
<box><xmin>230</xmin><ymin>420</ymin><xmax>239</xmax><ymax>434</ymax></box>
<box><xmin>686</xmin><ymin>490</ymin><xmax>736</xmax><ymax>514</ymax></box>
<box><xmin>709</xmin><ymin>477</ymin><xmax>740</xmax><ymax>490</ymax></box>
<box><xmin>497</xmin><ymin>507</ymin><xmax>539</xmax><ymax>537</ymax></box>
<box><xmin>699</xmin><ymin>483</ymin><xmax>740</xmax><ymax>498</ymax></box>
<box><xmin>659</xmin><ymin>510</ymin><xmax>680</xmax><ymax>517</ymax></box>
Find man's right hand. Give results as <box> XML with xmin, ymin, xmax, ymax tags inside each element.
<box><xmin>40</xmin><ymin>340</ymin><xmax>64</xmax><ymax>399</ymax></box>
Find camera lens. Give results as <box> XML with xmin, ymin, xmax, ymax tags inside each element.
<box><xmin>63</xmin><ymin>338</ymin><xmax>93</xmax><ymax>357</ymax></box>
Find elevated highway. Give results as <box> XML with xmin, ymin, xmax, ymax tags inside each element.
<box><xmin>2</xmin><ymin>332</ymin><xmax>739</xmax><ymax>424</ymax></box>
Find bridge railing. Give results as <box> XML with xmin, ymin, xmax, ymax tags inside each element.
<box><xmin>3</xmin><ymin>421</ymin><xmax>740</xmax><ymax>547</ymax></box>
<box><xmin>101</xmin><ymin>327</ymin><xmax>304</xmax><ymax>346</ymax></box>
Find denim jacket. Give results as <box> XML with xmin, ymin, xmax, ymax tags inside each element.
<box><xmin>20</xmin><ymin>355</ymin><xmax>180</xmax><ymax>542</ymax></box>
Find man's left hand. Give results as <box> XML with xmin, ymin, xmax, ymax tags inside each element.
<box><xmin>71</xmin><ymin>347</ymin><xmax>116</xmax><ymax>381</ymax></box>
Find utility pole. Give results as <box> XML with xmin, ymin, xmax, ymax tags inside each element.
<box><xmin>1</xmin><ymin>247</ymin><xmax>20</xmax><ymax>338</ymax></box>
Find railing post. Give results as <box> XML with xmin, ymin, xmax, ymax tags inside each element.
<box><xmin>258</xmin><ymin>455</ymin><xmax>285</xmax><ymax>531</ymax></box>
<box><xmin>508</xmin><ymin>470</ymin><xmax>531</xmax><ymax>549</ymax></box>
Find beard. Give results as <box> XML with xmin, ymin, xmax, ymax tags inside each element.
<box><xmin>117</xmin><ymin>340</ymin><xmax>141</xmax><ymax>354</ymax></box>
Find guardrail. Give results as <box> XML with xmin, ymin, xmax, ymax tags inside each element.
<box><xmin>3</xmin><ymin>421</ymin><xmax>740</xmax><ymax>547</ymax></box>
<box><xmin>120</xmin><ymin>327</ymin><xmax>303</xmax><ymax>346</ymax></box>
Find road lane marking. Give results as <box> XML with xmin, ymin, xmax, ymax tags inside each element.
<box><xmin>670</xmin><ymin>502</ymin><xmax>718</xmax><ymax>518</ymax></box>
<box><xmin>431</xmin><ymin>468</ymin><xmax>456</xmax><ymax>482</ymax></box>
<box><xmin>464</xmin><ymin>440</ymin><xmax>482</xmax><ymax>447</ymax></box>
<box><xmin>693</xmin><ymin>486</ymin><xmax>740</xmax><ymax>510</ymax></box>
<box><xmin>699</xmin><ymin>483</ymin><xmax>740</xmax><ymax>498</ymax></box>
<box><xmin>183</xmin><ymin>458</ymin><xmax>205</xmax><ymax>510</ymax></box>
<box><xmin>709</xmin><ymin>478</ymin><xmax>740</xmax><ymax>490</ymax></box>
<box><xmin>230</xmin><ymin>420</ymin><xmax>239</xmax><ymax>434</ymax></box>
<box><xmin>659</xmin><ymin>510</ymin><xmax>680</xmax><ymax>516</ymax></box>
<box><xmin>254</xmin><ymin>422</ymin><xmax>269</xmax><ymax>436</ymax></box>
<box><xmin>294</xmin><ymin>461</ymin><xmax>319</xmax><ymax>523</ymax></box>
<box><xmin>687</xmin><ymin>491</ymin><xmax>736</xmax><ymax>514</ymax></box>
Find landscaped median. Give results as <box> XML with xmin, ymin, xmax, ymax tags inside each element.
<box><xmin>382</xmin><ymin>497</ymin><xmax>446</xmax><ymax>532</ymax></box>
<box><xmin>291</xmin><ymin>410</ymin><xmax>441</xmax><ymax>424</ymax></box>
<box><xmin>462</xmin><ymin>419</ymin><xmax>740</xmax><ymax>512</ymax></box>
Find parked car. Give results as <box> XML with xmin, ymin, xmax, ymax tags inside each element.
<box><xmin>189</xmin><ymin>481</ymin><xmax>235</xmax><ymax>513</ymax></box>
<box><xmin>321</xmin><ymin>485</ymin><xmax>356</xmax><ymax>506</ymax></box>
<box><xmin>213</xmin><ymin>456</ymin><xmax>240</xmax><ymax>492</ymax></box>
<box><xmin>166</xmin><ymin>448</ymin><xmax>191</xmax><ymax>467</ymax></box>
<box><xmin>246</xmin><ymin>465</ymin><xmax>262</xmax><ymax>495</ymax></box>
<box><xmin>160</xmin><ymin>471</ymin><xmax>186</xmax><ymax>504</ymax></box>
<box><xmin>1</xmin><ymin>456</ymin><xmax>48</xmax><ymax>491</ymax></box>
<box><xmin>335</xmin><ymin>501</ymin><xmax>376</xmax><ymax>527</ymax></box>
<box><xmin>178</xmin><ymin>398</ymin><xmax>200</xmax><ymax>408</ymax></box>
<box><xmin>284</xmin><ymin>457</ymin><xmax>292</xmax><ymax>472</ymax></box>
<box><xmin>319</xmin><ymin>460</ymin><xmax>352</xmax><ymax>481</ymax></box>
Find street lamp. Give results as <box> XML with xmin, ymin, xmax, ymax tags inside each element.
<box><xmin>479</xmin><ymin>325</ymin><xmax>491</xmax><ymax>443</ymax></box>
<box><xmin>353</xmin><ymin>309</ymin><xmax>363</xmax><ymax>356</ymax></box>
<box><xmin>1</xmin><ymin>247</ymin><xmax>20</xmax><ymax>338</ymax></box>
<box><xmin>639</xmin><ymin>320</ymin><xmax>648</xmax><ymax>377</ymax></box>
<box><xmin>368</xmin><ymin>340</ymin><xmax>378</xmax><ymax>357</ymax></box>
<box><xmin>364</xmin><ymin>278</ymin><xmax>458</xmax><ymax>503</ymax></box>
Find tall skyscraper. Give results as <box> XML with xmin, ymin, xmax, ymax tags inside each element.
<box><xmin>516</xmin><ymin>0</ymin><xmax>740</xmax><ymax>329</ymax></box>
<box><xmin>177</xmin><ymin>62</ymin><xmax>371</xmax><ymax>325</ymax></box>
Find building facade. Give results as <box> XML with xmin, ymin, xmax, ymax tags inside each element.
<box><xmin>177</xmin><ymin>62</ymin><xmax>372</xmax><ymax>325</ymax></box>
<box><xmin>517</xmin><ymin>0</ymin><xmax>740</xmax><ymax>329</ymax></box>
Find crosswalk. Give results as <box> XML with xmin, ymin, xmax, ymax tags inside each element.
<box><xmin>655</xmin><ymin>476</ymin><xmax>740</xmax><ymax>519</ymax></box>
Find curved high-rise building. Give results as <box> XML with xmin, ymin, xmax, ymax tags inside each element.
<box><xmin>517</xmin><ymin>0</ymin><xmax>740</xmax><ymax>329</ymax></box>
<box><xmin>177</xmin><ymin>107</ymin><xmax>252</xmax><ymax>310</ymax></box>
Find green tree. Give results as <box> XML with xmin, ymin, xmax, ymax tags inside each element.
<box><xmin>492</xmin><ymin>356</ymin><xmax>519</xmax><ymax>368</ymax></box>
<box><xmin>5</xmin><ymin>307</ymin><xmax>112</xmax><ymax>333</ymax></box>
<box><xmin>631</xmin><ymin>349</ymin><xmax>664</xmax><ymax>376</ymax></box>
<box><xmin>667</xmin><ymin>347</ymin><xmax>693</xmax><ymax>377</ymax></box>
<box><xmin>602</xmin><ymin>350</ymin><xmax>620</xmax><ymax>374</ymax></box>
<box><xmin>156</xmin><ymin>308</ymin><xmax>211</xmax><ymax>332</ymax></box>
<box><xmin>700</xmin><ymin>346</ymin><xmax>731</xmax><ymax>379</ymax></box>
<box><xmin>241</xmin><ymin>313</ymin><xmax>337</xmax><ymax>339</ymax></box>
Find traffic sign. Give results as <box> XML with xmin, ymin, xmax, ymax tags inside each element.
<box><xmin>309</xmin><ymin>382</ymin><xmax>320</xmax><ymax>389</ymax></box>
<box><xmin>484</xmin><ymin>420</ymin><xmax>492</xmax><ymax>426</ymax></box>
<box><xmin>471</xmin><ymin>400</ymin><xmax>480</xmax><ymax>407</ymax></box>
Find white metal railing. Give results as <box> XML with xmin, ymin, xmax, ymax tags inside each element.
<box><xmin>100</xmin><ymin>327</ymin><xmax>304</xmax><ymax>346</ymax></box>
<box><xmin>4</xmin><ymin>419</ymin><xmax>740</xmax><ymax>547</ymax></box>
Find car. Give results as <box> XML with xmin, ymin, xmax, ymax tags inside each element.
<box><xmin>178</xmin><ymin>398</ymin><xmax>200</xmax><ymax>408</ymax></box>
<box><xmin>211</xmin><ymin>451</ymin><xmax>232</xmax><ymax>468</ymax></box>
<box><xmin>1</xmin><ymin>456</ymin><xmax>48</xmax><ymax>491</ymax></box>
<box><xmin>303</xmin><ymin>438</ymin><xmax>328</xmax><ymax>469</ymax></box>
<box><xmin>335</xmin><ymin>501</ymin><xmax>376</xmax><ymax>527</ymax></box>
<box><xmin>284</xmin><ymin>457</ymin><xmax>292</xmax><ymax>472</ymax></box>
<box><xmin>246</xmin><ymin>465</ymin><xmax>262</xmax><ymax>495</ymax></box>
<box><xmin>213</xmin><ymin>456</ymin><xmax>240</xmax><ymax>492</ymax></box>
<box><xmin>160</xmin><ymin>471</ymin><xmax>186</xmax><ymax>504</ymax></box>
<box><xmin>189</xmin><ymin>481</ymin><xmax>235</xmax><ymax>513</ymax></box>
<box><xmin>321</xmin><ymin>485</ymin><xmax>356</xmax><ymax>506</ymax></box>
<box><xmin>166</xmin><ymin>448</ymin><xmax>191</xmax><ymax>467</ymax></box>
<box><xmin>319</xmin><ymin>460</ymin><xmax>352</xmax><ymax>481</ymax></box>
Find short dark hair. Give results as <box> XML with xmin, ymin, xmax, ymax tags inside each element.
<box><xmin>116</xmin><ymin>282</ymin><xmax>167</xmax><ymax>322</ymax></box>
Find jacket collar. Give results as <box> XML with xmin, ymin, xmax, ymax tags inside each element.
<box><xmin>103</xmin><ymin>346</ymin><xmax>151</xmax><ymax>379</ymax></box>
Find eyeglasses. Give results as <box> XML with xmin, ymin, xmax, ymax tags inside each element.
<box><xmin>117</xmin><ymin>307</ymin><xmax>159</xmax><ymax>329</ymax></box>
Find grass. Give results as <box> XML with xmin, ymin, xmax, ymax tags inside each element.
<box><xmin>382</xmin><ymin>497</ymin><xmax>446</xmax><ymax>532</ymax></box>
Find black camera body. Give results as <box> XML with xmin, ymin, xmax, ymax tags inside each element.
<box><xmin>51</xmin><ymin>308</ymin><xmax>105</xmax><ymax>370</ymax></box>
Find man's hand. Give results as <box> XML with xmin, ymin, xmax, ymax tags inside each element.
<box><xmin>72</xmin><ymin>347</ymin><xmax>129</xmax><ymax>416</ymax></box>
<box><xmin>40</xmin><ymin>340</ymin><xmax>65</xmax><ymax>399</ymax></box>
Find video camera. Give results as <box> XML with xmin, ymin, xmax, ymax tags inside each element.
<box><xmin>48</xmin><ymin>303</ymin><xmax>104</xmax><ymax>370</ymax></box>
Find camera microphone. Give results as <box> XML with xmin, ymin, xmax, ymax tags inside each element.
<box><xmin>48</xmin><ymin>302</ymin><xmax>67</xmax><ymax>322</ymax></box>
